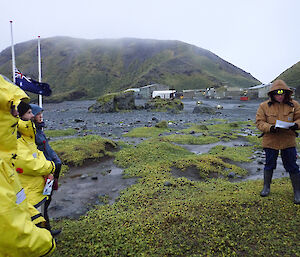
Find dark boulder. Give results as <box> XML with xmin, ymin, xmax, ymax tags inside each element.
<box><xmin>88</xmin><ymin>91</ymin><xmax>137</xmax><ymax>113</ymax></box>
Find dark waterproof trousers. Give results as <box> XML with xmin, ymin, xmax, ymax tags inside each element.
<box><xmin>264</xmin><ymin>147</ymin><xmax>300</xmax><ymax>174</ymax></box>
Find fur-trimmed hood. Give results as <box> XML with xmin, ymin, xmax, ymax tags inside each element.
<box><xmin>268</xmin><ymin>79</ymin><xmax>293</xmax><ymax>96</ymax></box>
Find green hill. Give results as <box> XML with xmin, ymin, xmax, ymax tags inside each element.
<box><xmin>0</xmin><ymin>37</ymin><xmax>260</xmax><ymax>101</ymax></box>
<box><xmin>276</xmin><ymin>61</ymin><xmax>300</xmax><ymax>96</ymax></box>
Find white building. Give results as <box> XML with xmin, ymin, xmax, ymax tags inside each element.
<box><xmin>248</xmin><ymin>83</ymin><xmax>272</xmax><ymax>98</ymax></box>
<box><xmin>152</xmin><ymin>90</ymin><xmax>176</xmax><ymax>99</ymax></box>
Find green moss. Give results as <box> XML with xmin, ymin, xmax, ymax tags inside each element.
<box><xmin>123</xmin><ymin>127</ymin><xmax>171</xmax><ymax>138</ymax></box>
<box><xmin>163</xmin><ymin>134</ymin><xmax>219</xmax><ymax>144</ymax></box>
<box><xmin>53</xmin><ymin>177</ymin><xmax>300</xmax><ymax>257</ymax></box>
<box><xmin>173</xmin><ymin>154</ymin><xmax>247</xmax><ymax>178</ymax></box>
<box><xmin>50</xmin><ymin>118</ymin><xmax>299</xmax><ymax>257</ymax></box>
<box><xmin>49</xmin><ymin>135</ymin><xmax>117</xmax><ymax>166</ymax></box>
<box><xmin>145</xmin><ymin>98</ymin><xmax>184</xmax><ymax>112</ymax></box>
<box><xmin>96</xmin><ymin>92</ymin><xmax>119</xmax><ymax>104</ymax></box>
<box><xmin>44</xmin><ymin>128</ymin><xmax>78</xmax><ymax>138</ymax></box>
<box><xmin>209</xmin><ymin>145</ymin><xmax>254</xmax><ymax>162</ymax></box>
<box><xmin>155</xmin><ymin>120</ymin><xmax>168</xmax><ymax>128</ymax></box>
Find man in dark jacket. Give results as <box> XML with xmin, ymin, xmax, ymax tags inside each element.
<box><xmin>256</xmin><ymin>79</ymin><xmax>300</xmax><ymax>204</ymax></box>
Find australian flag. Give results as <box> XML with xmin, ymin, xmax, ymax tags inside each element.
<box><xmin>15</xmin><ymin>68</ymin><xmax>52</xmax><ymax>96</ymax></box>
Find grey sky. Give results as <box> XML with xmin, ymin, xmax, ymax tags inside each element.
<box><xmin>1</xmin><ymin>0</ymin><xmax>299</xmax><ymax>84</ymax></box>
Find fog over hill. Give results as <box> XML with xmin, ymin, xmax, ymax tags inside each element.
<box><xmin>0</xmin><ymin>37</ymin><xmax>260</xmax><ymax>100</ymax></box>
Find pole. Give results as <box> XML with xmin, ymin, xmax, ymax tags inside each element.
<box><xmin>10</xmin><ymin>21</ymin><xmax>16</xmax><ymax>83</ymax></box>
<box><xmin>38</xmin><ymin>36</ymin><xmax>42</xmax><ymax>107</ymax></box>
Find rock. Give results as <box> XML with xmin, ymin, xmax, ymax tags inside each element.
<box><xmin>192</xmin><ymin>105</ymin><xmax>216</xmax><ymax>114</ymax></box>
<box><xmin>74</xmin><ymin>119</ymin><xmax>84</xmax><ymax>123</ymax></box>
<box><xmin>80</xmin><ymin>174</ymin><xmax>88</xmax><ymax>179</ymax></box>
<box><xmin>164</xmin><ymin>181</ymin><xmax>172</xmax><ymax>187</ymax></box>
<box><xmin>88</xmin><ymin>91</ymin><xmax>136</xmax><ymax>113</ymax></box>
<box><xmin>227</xmin><ymin>172</ymin><xmax>235</xmax><ymax>178</ymax></box>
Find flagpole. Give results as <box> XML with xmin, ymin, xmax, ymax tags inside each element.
<box><xmin>10</xmin><ymin>21</ymin><xmax>16</xmax><ymax>83</ymax></box>
<box><xmin>37</xmin><ymin>36</ymin><xmax>42</xmax><ymax>107</ymax></box>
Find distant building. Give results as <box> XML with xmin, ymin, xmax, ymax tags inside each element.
<box><xmin>124</xmin><ymin>88</ymin><xmax>141</xmax><ymax>98</ymax></box>
<box><xmin>182</xmin><ymin>89</ymin><xmax>206</xmax><ymax>99</ymax></box>
<box><xmin>248</xmin><ymin>84</ymin><xmax>272</xmax><ymax>98</ymax></box>
<box><xmin>139</xmin><ymin>84</ymin><xmax>169</xmax><ymax>98</ymax></box>
<box><xmin>152</xmin><ymin>90</ymin><xmax>176</xmax><ymax>99</ymax></box>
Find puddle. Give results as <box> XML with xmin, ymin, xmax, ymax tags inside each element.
<box><xmin>171</xmin><ymin>143</ymin><xmax>292</xmax><ymax>182</ymax></box>
<box><xmin>48</xmin><ymin>158</ymin><xmax>136</xmax><ymax>219</ymax></box>
<box><xmin>177</xmin><ymin>139</ymin><xmax>250</xmax><ymax>155</ymax></box>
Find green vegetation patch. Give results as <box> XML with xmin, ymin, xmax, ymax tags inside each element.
<box><xmin>209</xmin><ymin>145</ymin><xmax>254</xmax><ymax>162</ymax></box>
<box><xmin>114</xmin><ymin>139</ymin><xmax>192</xmax><ymax>170</ymax></box>
<box><xmin>180</xmin><ymin>121</ymin><xmax>255</xmax><ymax>142</ymax></box>
<box><xmin>50</xmin><ymin>135</ymin><xmax>117</xmax><ymax>166</ymax></box>
<box><xmin>49</xmin><ymin>118</ymin><xmax>299</xmax><ymax>257</ymax></box>
<box><xmin>44</xmin><ymin>128</ymin><xmax>78</xmax><ymax>138</ymax></box>
<box><xmin>96</xmin><ymin>92</ymin><xmax>119</xmax><ymax>104</ymax></box>
<box><xmin>181</xmin><ymin>121</ymin><xmax>249</xmax><ymax>134</ymax></box>
<box><xmin>53</xmin><ymin>178</ymin><xmax>300</xmax><ymax>257</ymax></box>
<box><xmin>145</xmin><ymin>98</ymin><xmax>184</xmax><ymax>112</ymax></box>
<box><xmin>247</xmin><ymin>135</ymin><xmax>263</xmax><ymax>148</ymax></box>
<box><xmin>123</xmin><ymin>126</ymin><xmax>171</xmax><ymax>138</ymax></box>
<box><xmin>173</xmin><ymin>154</ymin><xmax>247</xmax><ymax>178</ymax></box>
<box><xmin>163</xmin><ymin>134</ymin><xmax>219</xmax><ymax>145</ymax></box>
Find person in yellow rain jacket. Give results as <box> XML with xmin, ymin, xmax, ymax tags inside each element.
<box><xmin>0</xmin><ymin>74</ymin><xmax>55</xmax><ymax>256</ymax></box>
<box><xmin>16</xmin><ymin>101</ymin><xmax>60</xmax><ymax>235</ymax></box>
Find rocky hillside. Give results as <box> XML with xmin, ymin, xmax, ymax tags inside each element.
<box><xmin>0</xmin><ymin>37</ymin><xmax>260</xmax><ymax>100</ymax></box>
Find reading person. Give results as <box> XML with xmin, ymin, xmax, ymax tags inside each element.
<box><xmin>256</xmin><ymin>79</ymin><xmax>300</xmax><ymax>204</ymax></box>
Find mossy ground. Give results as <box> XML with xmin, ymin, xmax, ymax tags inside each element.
<box><xmin>50</xmin><ymin>135</ymin><xmax>117</xmax><ymax>167</ymax></box>
<box><xmin>44</xmin><ymin>128</ymin><xmax>78</xmax><ymax>138</ymax></box>
<box><xmin>51</xmin><ymin>120</ymin><xmax>300</xmax><ymax>257</ymax></box>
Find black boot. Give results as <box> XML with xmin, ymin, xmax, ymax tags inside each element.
<box><xmin>290</xmin><ymin>172</ymin><xmax>300</xmax><ymax>204</ymax></box>
<box><xmin>260</xmin><ymin>169</ymin><xmax>273</xmax><ymax>197</ymax></box>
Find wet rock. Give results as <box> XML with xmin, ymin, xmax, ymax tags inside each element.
<box><xmin>91</xmin><ymin>176</ymin><xmax>98</xmax><ymax>180</ymax></box>
<box><xmin>74</xmin><ymin>119</ymin><xmax>84</xmax><ymax>123</ymax></box>
<box><xmin>80</xmin><ymin>174</ymin><xmax>88</xmax><ymax>179</ymax></box>
<box><xmin>192</xmin><ymin>105</ymin><xmax>216</xmax><ymax>114</ymax></box>
<box><xmin>164</xmin><ymin>181</ymin><xmax>172</xmax><ymax>186</ymax></box>
<box><xmin>227</xmin><ymin>172</ymin><xmax>236</xmax><ymax>178</ymax></box>
<box><xmin>88</xmin><ymin>91</ymin><xmax>136</xmax><ymax>113</ymax></box>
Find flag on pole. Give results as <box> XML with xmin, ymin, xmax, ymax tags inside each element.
<box><xmin>14</xmin><ymin>68</ymin><xmax>52</xmax><ymax>96</ymax></box>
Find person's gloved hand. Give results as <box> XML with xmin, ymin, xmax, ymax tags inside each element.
<box><xmin>54</xmin><ymin>163</ymin><xmax>62</xmax><ymax>179</ymax></box>
<box><xmin>289</xmin><ymin>123</ymin><xmax>299</xmax><ymax>130</ymax></box>
<box><xmin>270</xmin><ymin>125</ymin><xmax>279</xmax><ymax>133</ymax></box>
<box><xmin>53</xmin><ymin>178</ymin><xmax>59</xmax><ymax>190</ymax></box>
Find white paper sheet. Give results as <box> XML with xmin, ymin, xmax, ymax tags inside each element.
<box><xmin>275</xmin><ymin>120</ymin><xmax>295</xmax><ymax>129</ymax></box>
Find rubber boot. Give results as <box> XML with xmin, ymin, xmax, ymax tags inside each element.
<box><xmin>260</xmin><ymin>169</ymin><xmax>273</xmax><ymax>197</ymax></box>
<box><xmin>290</xmin><ymin>172</ymin><xmax>300</xmax><ymax>204</ymax></box>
